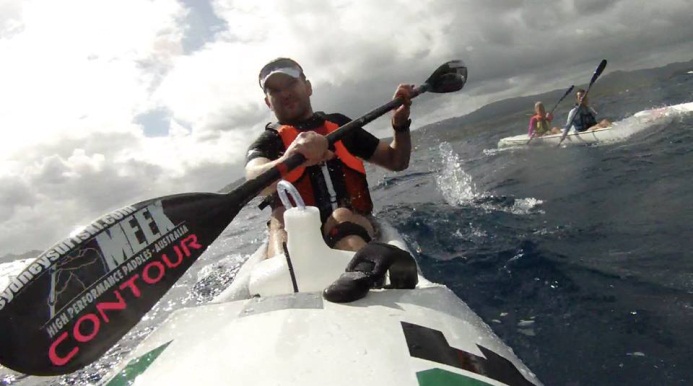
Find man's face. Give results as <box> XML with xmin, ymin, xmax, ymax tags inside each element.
<box><xmin>264</xmin><ymin>74</ymin><xmax>313</xmax><ymax>123</ymax></box>
<box><xmin>577</xmin><ymin>92</ymin><xmax>588</xmax><ymax>105</ymax></box>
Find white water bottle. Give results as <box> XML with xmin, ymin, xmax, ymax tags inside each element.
<box><xmin>248</xmin><ymin>183</ymin><xmax>354</xmax><ymax>296</ymax></box>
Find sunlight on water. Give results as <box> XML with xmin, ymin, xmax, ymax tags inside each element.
<box><xmin>192</xmin><ymin>253</ymin><xmax>246</xmax><ymax>302</ymax></box>
<box><xmin>0</xmin><ymin>373</ymin><xmax>28</xmax><ymax>384</ymax></box>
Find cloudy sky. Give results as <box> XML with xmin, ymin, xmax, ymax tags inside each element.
<box><xmin>1</xmin><ymin>0</ymin><xmax>691</xmax><ymax>256</ymax></box>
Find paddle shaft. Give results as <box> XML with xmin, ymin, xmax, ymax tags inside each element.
<box><xmin>548</xmin><ymin>85</ymin><xmax>574</xmax><ymax>115</ymax></box>
<box><xmin>241</xmin><ymin>84</ymin><xmax>429</xmax><ymax>199</ymax></box>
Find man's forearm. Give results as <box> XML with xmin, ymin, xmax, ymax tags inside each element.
<box><xmin>245</xmin><ymin>157</ymin><xmax>285</xmax><ymax>196</ymax></box>
<box><xmin>388</xmin><ymin>131</ymin><xmax>412</xmax><ymax>171</ymax></box>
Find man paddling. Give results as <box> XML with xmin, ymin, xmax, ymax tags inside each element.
<box><xmin>562</xmin><ymin>88</ymin><xmax>611</xmax><ymax>134</ymax></box>
<box><xmin>245</xmin><ymin>58</ymin><xmax>417</xmax><ymax>301</ymax></box>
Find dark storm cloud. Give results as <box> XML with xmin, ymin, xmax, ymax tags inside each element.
<box><xmin>573</xmin><ymin>0</ymin><xmax>619</xmax><ymax>15</ymax></box>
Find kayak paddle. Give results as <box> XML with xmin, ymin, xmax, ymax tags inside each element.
<box><xmin>0</xmin><ymin>60</ymin><xmax>467</xmax><ymax>376</ymax></box>
<box><xmin>557</xmin><ymin>59</ymin><xmax>607</xmax><ymax>146</ymax></box>
<box><xmin>526</xmin><ymin>84</ymin><xmax>574</xmax><ymax>144</ymax></box>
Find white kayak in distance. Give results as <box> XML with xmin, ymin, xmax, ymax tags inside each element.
<box><xmin>101</xmin><ymin>184</ymin><xmax>542</xmax><ymax>386</ymax></box>
<box><xmin>497</xmin><ymin>102</ymin><xmax>693</xmax><ymax>148</ymax></box>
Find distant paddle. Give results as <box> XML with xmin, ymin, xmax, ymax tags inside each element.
<box><xmin>557</xmin><ymin>59</ymin><xmax>607</xmax><ymax>146</ymax></box>
<box><xmin>526</xmin><ymin>85</ymin><xmax>574</xmax><ymax>144</ymax></box>
<box><xmin>0</xmin><ymin>60</ymin><xmax>467</xmax><ymax>376</ymax></box>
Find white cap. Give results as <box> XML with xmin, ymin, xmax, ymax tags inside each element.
<box><xmin>258</xmin><ymin>58</ymin><xmax>304</xmax><ymax>90</ymax></box>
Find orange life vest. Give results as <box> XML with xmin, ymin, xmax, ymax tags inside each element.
<box><xmin>273</xmin><ymin>120</ymin><xmax>373</xmax><ymax>218</ymax></box>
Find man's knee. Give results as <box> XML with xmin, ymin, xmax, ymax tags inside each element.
<box><xmin>329</xmin><ymin>207</ymin><xmax>357</xmax><ymax>223</ymax></box>
<box><xmin>322</xmin><ymin>209</ymin><xmax>375</xmax><ymax>251</ymax></box>
<box><xmin>324</xmin><ymin>208</ymin><xmax>374</xmax><ymax>235</ymax></box>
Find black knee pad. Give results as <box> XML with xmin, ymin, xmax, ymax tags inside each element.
<box><xmin>324</xmin><ymin>221</ymin><xmax>372</xmax><ymax>248</ymax></box>
<box><xmin>347</xmin><ymin>241</ymin><xmax>418</xmax><ymax>290</ymax></box>
<box><xmin>323</xmin><ymin>241</ymin><xmax>419</xmax><ymax>303</ymax></box>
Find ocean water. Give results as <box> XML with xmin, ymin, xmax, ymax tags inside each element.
<box><xmin>1</xmin><ymin>70</ymin><xmax>692</xmax><ymax>385</ymax></box>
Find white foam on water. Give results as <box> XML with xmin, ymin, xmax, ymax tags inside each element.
<box><xmin>588</xmin><ymin>102</ymin><xmax>693</xmax><ymax>147</ymax></box>
<box><xmin>633</xmin><ymin>101</ymin><xmax>693</xmax><ymax>119</ymax></box>
<box><xmin>436</xmin><ymin>142</ymin><xmax>543</xmax><ymax>215</ymax></box>
<box><xmin>435</xmin><ymin>142</ymin><xmax>479</xmax><ymax>206</ymax></box>
<box><xmin>509</xmin><ymin>197</ymin><xmax>544</xmax><ymax>215</ymax></box>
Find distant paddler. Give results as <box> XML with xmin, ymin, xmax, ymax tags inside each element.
<box><xmin>527</xmin><ymin>101</ymin><xmax>561</xmax><ymax>138</ymax></box>
<box><xmin>526</xmin><ymin>84</ymin><xmax>572</xmax><ymax>144</ymax></box>
<box><xmin>562</xmin><ymin>88</ymin><xmax>611</xmax><ymax>134</ymax></box>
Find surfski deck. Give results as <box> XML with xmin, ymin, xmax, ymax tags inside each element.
<box><xmin>101</xmin><ymin>206</ymin><xmax>541</xmax><ymax>386</ymax></box>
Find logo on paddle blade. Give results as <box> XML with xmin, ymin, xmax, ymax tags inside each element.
<box><xmin>0</xmin><ymin>205</ymin><xmax>139</xmax><ymax>312</ymax></box>
<box><xmin>0</xmin><ymin>198</ymin><xmax>209</xmax><ymax>374</ymax></box>
<box><xmin>47</xmin><ymin>231</ymin><xmax>201</xmax><ymax>367</ymax></box>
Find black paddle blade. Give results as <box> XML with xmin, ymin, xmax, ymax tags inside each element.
<box><xmin>591</xmin><ymin>59</ymin><xmax>607</xmax><ymax>84</ymax></box>
<box><xmin>0</xmin><ymin>191</ymin><xmax>242</xmax><ymax>375</ymax></box>
<box><xmin>425</xmin><ymin>60</ymin><xmax>467</xmax><ymax>93</ymax></box>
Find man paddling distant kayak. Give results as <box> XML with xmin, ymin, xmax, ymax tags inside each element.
<box><xmin>245</xmin><ymin>58</ymin><xmax>418</xmax><ymax>301</ymax></box>
<box><xmin>562</xmin><ymin>88</ymin><xmax>611</xmax><ymax>134</ymax></box>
